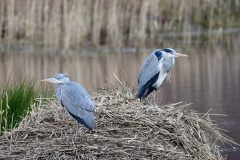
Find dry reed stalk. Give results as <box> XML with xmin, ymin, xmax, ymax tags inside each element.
<box><xmin>0</xmin><ymin>0</ymin><xmax>239</xmax><ymax>50</ymax></box>
<box><xmin>0</xmin><ymin>87</ymin><xmax>237</xmax><ymax>159</ymax></box>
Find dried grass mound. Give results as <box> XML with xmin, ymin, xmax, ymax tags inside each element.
<box><xmin>0</xmin><ymin>88</ymin><xmax>235</xmax><ymax>159</ymax></box>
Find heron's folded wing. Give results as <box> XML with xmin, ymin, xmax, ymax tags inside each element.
<box><xmin>138</xmin><ymin>53</ymin><xmax>160</xmax><ymax>89</ymax></box>
<box><xmin>60</xmin><ymin>82</ymin><xmax>95</xmax><ymax>128</ymax></box>
<box><xmin>61</xmin><ymin>82</ymin><xmax>95</xmax><ymax>115</ymax></box>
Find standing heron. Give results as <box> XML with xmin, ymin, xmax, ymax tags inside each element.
<box><xmin>137</xmin><ymin>48</ymin><xmax>188</xmax><ymax>99</ymax></box>
<box><xmin>42</xmin><ymin>73</ymin><xmax>95</xmax><ymax>129</ymax></box>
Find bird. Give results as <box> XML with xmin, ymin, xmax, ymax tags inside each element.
<box><xmin>137</xmin><ymin>48</ymin><xmax>188</xmax><ymax>100</ymax></box>
<box><xmin>41</xmin><ymin>73</ymin><xmax>95</xmax><ymax>129</ymax></box>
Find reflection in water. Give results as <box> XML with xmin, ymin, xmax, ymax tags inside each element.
<box><xmin>0</xmin><ymin>45</ymin><xmax>240</xmax><ymax>159</ymax></box>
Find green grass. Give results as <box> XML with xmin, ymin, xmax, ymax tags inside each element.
<box><xmin>0</xmin><ymin>81</ymin><xmax>51</xmax><ymax>135</ymax></box>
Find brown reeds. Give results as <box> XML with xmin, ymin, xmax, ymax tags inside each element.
<box><xmin>0</xmin><ymin>0</ymin><xmax>239</xmax><ymax>50</ymax></box>
<box><xmin>0</xmin><ymin>87</ymin><xmax>236</xmax><ymax>159</ymax></box>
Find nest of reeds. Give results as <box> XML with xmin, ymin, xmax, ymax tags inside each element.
<box><xmin>0</xmin><ymin>87</ymin><xmax>235</xmax><ymax>159</ymax></box>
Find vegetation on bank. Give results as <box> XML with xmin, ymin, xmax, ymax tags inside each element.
<box><xmin>0</xmin><ymin>88</ymin><xmax>237</xmax><ymax>159</ymax></box>
<box><xmin>0</xmin><ymin>0</ymin><xmax>239</xmax><ymax>50</ymax></box>
<box><xmin>0</xmin><ymin>81</ymin><xmax>51</xmax><ymax>135</ymax></box>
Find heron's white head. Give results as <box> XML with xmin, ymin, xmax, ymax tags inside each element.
<box><xmin>161</xmin><ymin>48</ymin><xmax>188</xmax><ymax>58</ymax></box>
<box><xmin>41</xmin><ymin>73</ymin><xmax>70</xmax><ymax>84</ymax></box>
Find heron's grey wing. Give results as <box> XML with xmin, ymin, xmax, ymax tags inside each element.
<box><xmin>138</xmin><ymin>53</ymin><xmax>160</xmax><ymax>90</ymax></box>
<box><xmin>137</xmin><ymin>52</ymin><xmax>161</xmax><ymax>98</ymax></box>
<box><xmin>60</xmin><ymin>82</ymin><xmax>95</xmax><ymax>129</ymax></box>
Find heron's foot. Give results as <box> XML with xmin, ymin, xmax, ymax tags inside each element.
<box><xmin>85</xmin><ymin>129</ymin><xmax>95</xmax><ymax>134</ymax></box>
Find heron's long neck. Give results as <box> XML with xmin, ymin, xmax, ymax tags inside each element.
<box><xmin>162</xmin><ymin>57</ymin><xmax>175</xmax><ymax>72</ymax></box>
<box><xmin>56</xmin><ymin>84</ymin><xmax>64</xmax><ymax>102</ymax></box>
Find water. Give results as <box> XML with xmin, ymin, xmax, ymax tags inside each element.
<box><xmin>0</xmin><ymin>45</ymin><xmax>240</xmax><ymax>159</ymax></box>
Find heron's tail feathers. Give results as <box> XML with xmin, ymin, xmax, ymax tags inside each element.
<box><xmin>137</xmin><ymin>87</ymin><xmax>154</xmax><ymax>100</ymax></box>
<box><xmin>67</xmin><ymin>111</ymin><xmax>95</xmax><ymax>129</ymax></box>
<box><xmin>137</xmin><ymin>72</ymin><xmax>160</xmax><ymax>100</ymax></box>
<box><xmin>137</xmin><ymin>81</ymin><xmax>153</xmax><ymax>99</ymax></box>
<box><xmin>83</xmin><ymin>111</ymin><xmax>95</xmax><ymax>129</ymax></box>
<box><xmin>136</xmin><ymin>88</ymin><xmax>145</xmax><ymax>100</ymax></box>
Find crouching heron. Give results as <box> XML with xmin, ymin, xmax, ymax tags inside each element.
<box><xmin>42</xmin><ymin>73</ymin><xmax>95</xmax><ymax>129</ymax></box>
<box><xmin>137</xmin><ymin>48</ymin><xmax>188</xmax><ymax>100</ymax></box>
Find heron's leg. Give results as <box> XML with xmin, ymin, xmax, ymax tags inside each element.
<box><xmin>74</xmin><ymin>123</ymin><xmax>79</xmax><ymax>137</ymax></box>
<box><xmin>153</xmin><ymin>91</ymin><xmax>156</xmax><ymax>105</ymax></box>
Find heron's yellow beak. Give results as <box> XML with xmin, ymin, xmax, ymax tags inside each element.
<box><xmin>174</xmin><ymin>52</ymin><xmax>188</xmax><ymax>57</ymax></box>
<box><xmin>41</xmin><ymin>78</ymin><xmax>61</xmax><ymax>83</ymax></box>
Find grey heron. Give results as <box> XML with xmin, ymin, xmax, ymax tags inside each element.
<box><xmin>41</xmin><ymin>73</ymin><xmax>95</xmax><ymax>129</ymax></box>
<box><xmin>137</xmin><ymin>48</ymin><xmax>188</xmax><ymax>99</ymax></box>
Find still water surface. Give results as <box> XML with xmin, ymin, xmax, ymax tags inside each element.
<box><xmin>0</xmin><ymin>45</ymin><xmax>240</xmax><ymax>159</ymax></box>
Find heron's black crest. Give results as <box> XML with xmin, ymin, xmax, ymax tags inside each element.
<box><xmin>162</xmin><ymin>48</ymin><xmax>174</xmax><ymax>53</ymax></box>
<box><xmin>154</xmin><ymin>51</ymin><xmax>162</xmax><ymax>60</ymax></box>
